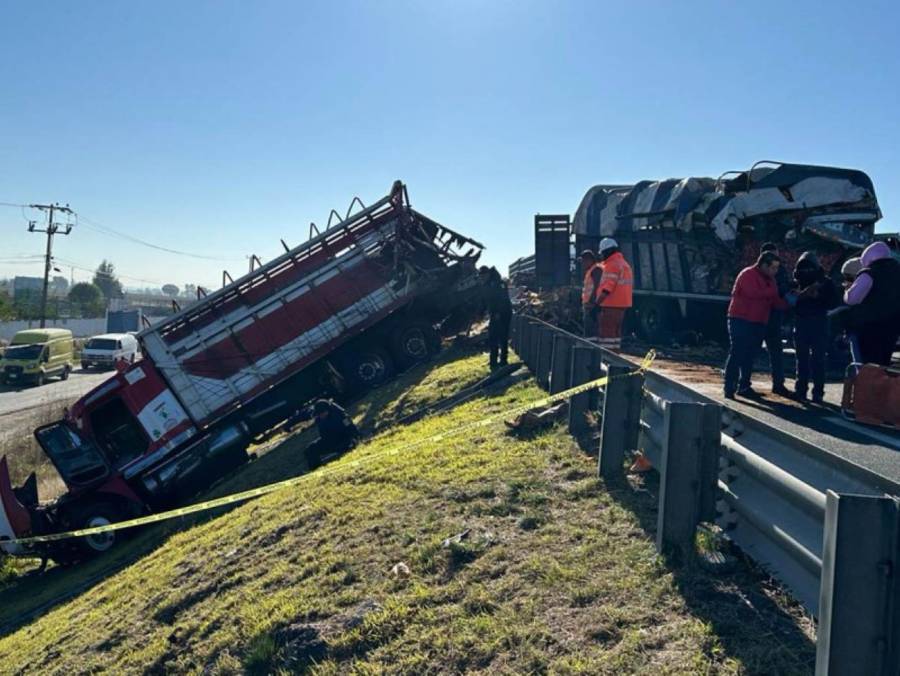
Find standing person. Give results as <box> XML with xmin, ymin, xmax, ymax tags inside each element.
<box><xmin>843</xmin><ymin>241</ymin><xmax>900</xmax><ymax>365</ymax></box>
<box><xmin>724</xmin><ymin>251</ymin><xmax>788</xmax><ymax>400</ymax></box>
<box><xmin>286</xmin><ymin>399</ymin><xmax>360</xmax><ymax>470</ymax></box>
<box><xmin>479</xmin><ymin>266</ymin><xmax>512</xmax><ymax>370</ymax></box>
<box><xmin>792</xmin><ymin>252</ymin><xmax>838</xmax><ymax>403</ymax></box>
<box><xmin>838</xmin><ymin>257</ymin><xmax>864</xmax><ymax>364</ymax></box>
<box><xmin>760</xmin><ymin>242</ymin><xmax>791</xmax><ymax>396</ymax></box>
<box><xmin>580</xmin><ymin>250</ymin><xmax>602</xmax><ymax>341</ymax></box>
<box><xmin>595</xmin><ymin>238</ymin><xmax>633</xmax><ymax>349</ymax></box>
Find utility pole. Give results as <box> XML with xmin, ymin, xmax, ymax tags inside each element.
<box><xmin>28</xmin><ymin>203</ymin><xmax>74</xmax><ymax>328</ymax></box>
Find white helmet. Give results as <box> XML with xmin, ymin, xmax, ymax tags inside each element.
<box><xmin>599</xmin><ymin>237</ymin><xmax>618</xmax><ymax>254</ymax></box>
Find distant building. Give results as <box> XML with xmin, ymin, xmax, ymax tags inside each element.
<box><xmin>13</xmin><ymin>276</ymin><xmax>43</xmax><ymax>298</ymax></box>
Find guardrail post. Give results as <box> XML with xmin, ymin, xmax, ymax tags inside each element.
<box><xmin>549</xmin><ymin>334</ymin><xmax>574</xmax><ymax>395</ymax></box>
<box><xmin>656</xmin><ymin>402</ymin><xmax>722</xmax><ymax>563</ymax></box>
<box><xmin>568</xmin><ymin>345</ymin><xmax>597</xmax><ymax>435</ymax></box>
<box><xmin>598</xmin><ymin>365</ymin><xmax>643</xmax><ymax>478</ymax></box>
<box><xmin>527</xmin><ymin>321</ymin><xmax>541</xmax><ymax>371</ymax></box>
<box><xmin>536</xmin><ymin>326</ymin><xmax>555</xmax><ymax>390</ymax></box>
<box><xmin>510</xmin><ymin>315</ymin><xmax>521</xmax><ymax>353</ymax></box>
<box><xmin>816</xmin><ymin>491</ymin><xmax>900</xmax><ymax>676</ymax></box>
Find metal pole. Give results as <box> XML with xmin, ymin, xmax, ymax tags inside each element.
<box><xmin>598</xmin><ymin>364</ymin><xmax>643</xmax><ymax>478</ymax></box>
<box><xmin>656</xmin><ymin>402</ymin><xmax>721</xmax><ymax>563</ymax></box>
<box><xmin>816</xmin><ymin>491</ymin><xmax>900</xmax><ymax>676</ymax></box>
<box><xmin>568</xmin><ymin>345</ymin><xmax>596</xmax><ymax>436</ymax></box>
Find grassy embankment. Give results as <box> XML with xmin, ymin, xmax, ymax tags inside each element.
<box><xmin>0</xmin><ymin>345</ymin><xmax>814</xmax><ymax>674</ymax></box>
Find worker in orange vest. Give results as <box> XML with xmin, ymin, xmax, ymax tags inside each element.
<box><xmin>580</xmin><ymin>250</ymin><xmax>603</xmax><ymax>341</ymax></box>
<box><xmin>595</xmin><ymin>238</ymin><xmax>633</xmax><ymax>349</ymax></box>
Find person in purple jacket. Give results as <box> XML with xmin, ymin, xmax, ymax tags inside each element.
<box><xmin>843</xmin><ymin>241</ymin><xmax>900</xmax><ymax>365</ymax></box>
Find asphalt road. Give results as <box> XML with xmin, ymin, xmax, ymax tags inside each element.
<box><xmin>646</xmin><ymin>357</ymin><xmax>900</xmax><ymax>486</ymax></box>
<box><xmin>0</xmin><ymin>370</ymin><xmax>111</xmax><ymax>417</ymax></box>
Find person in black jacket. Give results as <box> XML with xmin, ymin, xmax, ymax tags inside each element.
<box><xmin>286</xmin><ymin>399</ymin><xmax>360</xmax><ymax>469</ymax></box>
<box><xmin>760</xmin><ymin>242</ymin><xmax>791</xmax><ymax>396</ymax></box>
<box><xmin>792</xmin><ymin>252</ymin><xmax>838</xmax><ymax>403</ymax></box>
<box><xmin>479</xmin><ymin>266</ymin><xmax>513</xmax><ymax>370</ymax></box>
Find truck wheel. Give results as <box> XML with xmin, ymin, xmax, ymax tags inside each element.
<box><xmin>637</xmin><ymin>300</ymin><xmax>675</xmax><ymax>343</ymax></box>
<box><xmin>389</xmin><ymin>321</ymin><xmax>439</xmax><ymax>370</ymax></box>
<box><xmin>68</xmin><ymin>501</ymin><xmax>123</xmax><ymax>559</ymax></box>
<box><xmin>339</xmin><ymin>347</ymin><xmax>395</xmax><ymax>393</ymax></box>
<box><xmin>35</xmin><ymin>372</ymin><xmax>45</xmax><ymax>387</ymax></box>
<box><xmin>60</xmin><ymin>365</ymin><xmax>70</xmax><ymax>381</ymax></box>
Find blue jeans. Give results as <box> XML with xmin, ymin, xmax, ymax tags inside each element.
<box><xmin>764</xmin><ymin>309</ymin><xmax>786</xmax><ymax>388</ymax></box>
<box><xmin>794</xmin><ymin>316</ymin><xmax>828</xmax><ymax>398</ymax></box>
<box><xmin>724</xmin><ymin>318</ymin><xmax>766</xmax><ymax>396</ymax></box>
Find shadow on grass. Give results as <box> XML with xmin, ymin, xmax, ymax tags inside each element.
<box><xmin>0</xmin><ymin>344</ymin><xmax>486</xmax><ymax>637</ymax></box>
<box><xmin>602</xmin><ymin>469</ymin><xmax>817</xmax><ymax>675</ymax></box>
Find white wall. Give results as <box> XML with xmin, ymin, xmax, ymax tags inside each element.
<box><xmin>0</xmin><ymin>317</ymin><xmax>167</xmax><ymax>342</ymax></box>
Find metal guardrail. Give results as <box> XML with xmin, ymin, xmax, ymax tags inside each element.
<box><xmin>511</xmin><ymin>314</ymin><xmax>900</xmax><ymax>676</ymax></box>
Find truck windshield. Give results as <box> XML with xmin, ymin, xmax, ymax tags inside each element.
<box><xmin>3</xmin><ymin>344</ymin><xmax>44</xmax><ymax>360</ymax></box>
<box><xmin>85</xmin><ymin>338</ymin><xmax>118</xmax><ymax>350</ymax></box>
<box><xmin>34</xmin><ymin>423</ymin><xmax>109</xmax><ymax>488</ymax></box>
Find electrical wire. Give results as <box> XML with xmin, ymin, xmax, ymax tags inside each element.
<box><xmin>52</xmin><ymin>256</ymin><xmax>170</xmax><ymax>287</ymax></box>
<box><xmin>76</xmin><ymin>214</ymin><xmax>243</xmax><ymax>262</ymax></box>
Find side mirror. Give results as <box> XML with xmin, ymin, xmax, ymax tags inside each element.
<box><xmin>42</xmin><ymin>351</ymin><xmax>50</xmax><ymax>363</ymax></box>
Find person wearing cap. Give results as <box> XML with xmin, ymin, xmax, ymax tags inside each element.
<box><xmin>580</xmin><ymin>250</ymin><xmax>603</xmax><ymax>341</ymax></box>
<box><xmin>791</xmin><ymin>252</ymin><xmax>838</xmax><ymax>403</ymax></box>
<box><xmin>759</xmin><ymin>242</ymin><xmax>791</xmax><ymax>397</ymax></box>
<box><xmin>286</xmin><ymin>398</ymin><xmax>360</xmax><ymax>469</ymax></box>
<box><xmin>479</xmin><ymin>265</ymin><xmax>512</xmax><ymax>370</ymax></box>
<box><xmin>595</xmin><ymin>237</ymin><xmax>633</xmax><ymax>349</ymax></box>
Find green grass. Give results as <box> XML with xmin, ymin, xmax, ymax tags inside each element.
<box><xmin>0</xmin><ymin>346</ymin><xmax>814</xmax><ymax>674</ymax></box>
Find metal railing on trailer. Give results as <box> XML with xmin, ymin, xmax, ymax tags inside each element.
<box><xmin>510</xmin><ymin>314</ymin><xmax>900</xmax><ymax>676</ymax></box>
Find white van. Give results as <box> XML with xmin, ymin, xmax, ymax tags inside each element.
<box><xmin>81</xmin><ymin>333</ymin><xmax>140</xmax><ymax>371</ymax></box>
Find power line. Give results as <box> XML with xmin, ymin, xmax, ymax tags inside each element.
<box><xmin>76</xmin><ymin>214</ymin><xmax>242</xmax><ymax>262</ymax></box>
<box><xmin>53</xmin><ymin>256</ymin><xmax>171</xmax><ymax>287</ymax></box>
<box><xmin>0</xmin><ymin>201</ymin><xmax>28</xmax><ymax>208</ymax></box>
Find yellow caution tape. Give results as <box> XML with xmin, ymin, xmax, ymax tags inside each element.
<box><xmin>8</xmin><ymin>350</ymin><xmax>655</xmax><ymax>547</ymax></box>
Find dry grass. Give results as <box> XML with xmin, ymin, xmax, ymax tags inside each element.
<box><xmin>0</xmin><ymin>346</ymin><xmax>815</xmax><ymax>674</ymax></box>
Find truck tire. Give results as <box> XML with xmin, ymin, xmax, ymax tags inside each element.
<box><xmin>389</xmin><ymin>321</ymin><xmax>439</xmax><ymax>370</ymax></box>
<box><xmin>35</xmin><ymin>372</ymin><xmax>45</xmax><ymax>387</ymax></box>
<box><xmin>60</xmin><ymin>365</ymin><xmax>70</xmax><ymax>381</ymax></box>
<box><xmin>637</xmin><ymin>299</ymin><xmax>675</xmax><ymax>343</ymax></box>
<box><xmin>338</xmin><ymin>347</ymin><xmax>395</xmax><ymax>393</ymax></box>
<box><xmin>54</xmin><ymin>501</ymin><xmax>125</xmax><ymax>563</ymax></box>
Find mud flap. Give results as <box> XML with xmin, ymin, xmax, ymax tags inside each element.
<box><xmin>0</xmin><ymin>456</ymin><xmax>33</xmax><ymax>555</ymax></box>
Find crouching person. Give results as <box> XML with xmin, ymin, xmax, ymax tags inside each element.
<box><xmin>287</xmin><ymin>399</ymin><xmax>360</xmax><ymax>470</ymax></box>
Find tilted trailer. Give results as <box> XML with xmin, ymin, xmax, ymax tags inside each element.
<box><xmin>0</xmin><ymin>181</ymin><xmax>484</xmax><ymax>562</ymax></box>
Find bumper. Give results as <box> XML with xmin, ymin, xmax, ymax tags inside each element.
<box><xmin>1</xmin><ymin>368</ymin><xmax>41</xmax><ymax>384</ymax></box>
<box><xmin>0</xmin><ymin>457</ymin><xmax>32</xmax><ymax>555</ymax></box>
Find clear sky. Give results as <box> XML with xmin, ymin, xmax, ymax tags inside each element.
<box><xmin>2</xmin><ymin>0</ymin><xmax>898</xmax><ymax>290</ymax></box>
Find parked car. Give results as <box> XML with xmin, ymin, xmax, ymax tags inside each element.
<box><xmin>0</xmin><ymin>328</ymin><xmax>75</xmax><ymax>386</ymax></box>
<box><xmin>81</xmin><ymin>333</ymin><xmax>140</xmax><ymax>371</ymax></box>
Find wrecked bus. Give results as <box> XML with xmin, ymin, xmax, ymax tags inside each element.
<box><xmin>0</xmin><ymin>181</ymin><xmax>483</xmax><ymax>562</ymax></box>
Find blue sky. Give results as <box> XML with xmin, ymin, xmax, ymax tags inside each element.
<box><xmin>1</xmin><ymin>0</ymin><xmax>898</xmax><ymax>289</ymax></box>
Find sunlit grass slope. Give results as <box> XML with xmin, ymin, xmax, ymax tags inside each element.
<box><xmin>0</xmin><ymin>347</ymin><xmax>811</xmax><ymax>674</ymax></box>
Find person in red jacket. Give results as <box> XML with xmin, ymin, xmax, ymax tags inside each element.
<box><xmin>724</xmin><ymin>251</ymin><xmax>790</xmax><ymax>399</ymax></box>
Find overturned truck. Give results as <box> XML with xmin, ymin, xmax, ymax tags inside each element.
<box><xmin>572</xmin><ymin>160</ymin><xmax>886</xmax><ymax>340</ymax></box>
<box><xmin>0</xmin><ymin>181</ymin><xmax>483</xmax><ymax>562</ymax></box>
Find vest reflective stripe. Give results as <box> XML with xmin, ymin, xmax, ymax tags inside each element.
<box><xmin>598</xmin><ymin>253</ymin><xmax>634</xmax><ymax>308</ymax></box>
<box><xmin>582</xmin><ymin>264</ymin><xmax>600</xmax><ymax>304</ymax></box>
